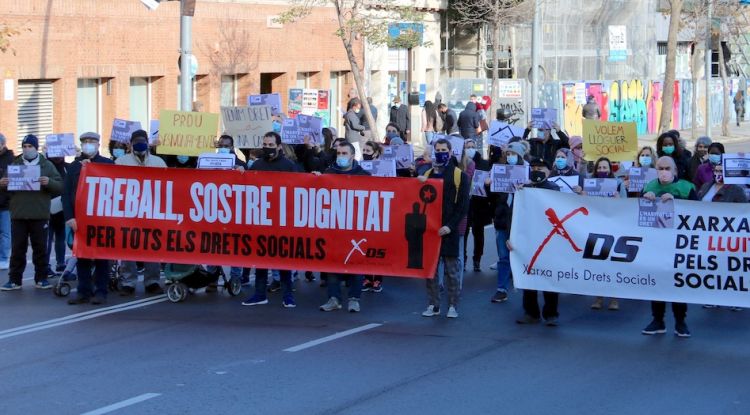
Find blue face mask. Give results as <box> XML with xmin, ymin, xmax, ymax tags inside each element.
<box><xmin>272</xmin><ymin>120</ymin><xmax>282</xmax><ymax>133</ymax></box>
<box><xmin>217</xmin><ymin>147</ymin><xmax>231</xmax><ymax>154</ymax></box>
<box><xmin>112</xmin><ymin>148</ymin><xmax>126</xmax><ymax>159</ymax></box>
<box><xmin>246</xmin><ymin>159</ymin><xmax>255</xmax><ymax>169</ymax></box>
<box><xmin>336</xmin><ymin>156</ymin><xmax>351</xmax><ymax>168</ymax></box>
<box><xmin>708</xmin><ymin>154</ymin><xmax>722</xmax><ymax>165</ymax></box>
<box><xmin>639</xmin><ymin>155</ymin><xmax>652</xmax><ymax>167</ymax></box>
<box><xmin>506</xmin><ymin>154</ymin><xmax>518</xmax><ymax>165</ymax></box>
<box><xmin>434</xmin><ymin>151</ymin><xmax>451</xmax><ymax>166</ymax></box>
<box><xmin>662</xmin><ymin>145</ymin><xmax>675</xmax><ymax>155</ymax></box>
<box><xmin>132</xmin><ymin>142</ymin><xmax>148</xmax><ymax>153</ymax></box>
<box><xmin>555</xmin><ymin>157</ymin><xmax>568</xmax><ymax>170</ymax></box>
<box><xmin>465</xmin><ymin>149</ymin><xmax>477</xmax><ymax>159</ymax></box>
<box><xmin>177</xmin><ymin>155</ymin><xmax>190</xmax><ymax>164</ymax></box>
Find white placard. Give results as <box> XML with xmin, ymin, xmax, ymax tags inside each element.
<box><xmin>45</xmin><ymin>133</ymin><xmax>77</xmax><ymax>158</ymax></box>
<box><xmin>197</xmin><ymin>153</ymin><xmax>236</xmax><ymax>170</ymax></box>
<box><xmin>548</xmin><ymin>175</ymin><xmax>580</xmax><ymax>193</ymax></box>
<box><xmin>490</xmin><ymin>164</ymin><xmax>529</xmax><ymax>193</ymax></box>
<box><xmin>360</xmin><ymin>159</ymin><xmax>396</xmax><ymax>177</ymax></box>
<box><xmin>8</xmin><ymin>165</ymin><xmax>40</xmax><ymax>191</ymax></box>
<box><xmin>722</xmin><ymin>153</ymin><xmax>750</xmax><ymax>185</ymax></box>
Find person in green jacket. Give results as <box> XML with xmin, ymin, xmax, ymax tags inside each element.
<box><xmin>0</xmin><ymin>135</ymin><xmax>63</xmax><ymax>291</ymax></box>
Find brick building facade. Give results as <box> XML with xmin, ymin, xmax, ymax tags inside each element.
<box><xmin>0</xmin><ymin>0</ymin><xmax>361</xmax><ymax>150</ymax></box>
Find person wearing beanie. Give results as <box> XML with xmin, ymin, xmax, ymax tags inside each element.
<box><xmin>506</xmin><ymin>141</ymin><xmax>527</xmax><ymax>163</ymax></box>
<box><xmin>0</xmin><ymin>134</ymin><xmax>63</xmax><ymax>291</ymax></box>
<box><xmin>63</xmin><ymin>132</ymin><xmax>114</xmax><ymax>304</ymax></box>
<box><xmin>115</xmin><ymin>130</ymin><xmax>166</xmax><ymax>296</ymax></box>
<box><xmin>688</xmin><ymin>136</ymin><xmax>712</xmax><ymax>181</ymax></box>
<box><xmin>694</xmin><ymin>141</ymin><xmax>725</xmax><ymax>189</ymax></box>
<box><xmin>568</xmin><ymin>135</ymin><xmax>591</xmax><ymax>176</ymax></box>
<box><xmin>0</xmin><ymin>133</ymin><xmax>14</xmax><ymax>270</ymax></box>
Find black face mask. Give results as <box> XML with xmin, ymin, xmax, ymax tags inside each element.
<box><xmin>262</xmin><ymin>147</ymin><xmax>277</xmax><ymax>160</ymax></box>
<box><xmin>530</xmin><ymin>170</ymin><xmax>547</xmax><ymax>184</ymax></box>
<box><xmin>362</xmin><ymin>154</ymin><xmax>374</xmax><ymax>161</ymax></box>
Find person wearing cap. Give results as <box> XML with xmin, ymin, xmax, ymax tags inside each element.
<box><xmin>0</xmin><ymin>133</ymin><xmax>15</xmax><ymax>270</ymax></box>
<box><xmin>582</xmin><ymin>95</ymin><xmax>601</xmax><ymax>120</ymax></box>
<box><xmin>63</xmin><ymin>132</ymin><xmax>115</xmax><ymax>304</ymax></box>
<box><xmin>510</xmin><ymin>156</ymin><xmax>562</xmax><ymax>325</ymax></box>
<box><xmin>0</xmin><ymin>135</ymin><xmax>63</xmax><ymax>291</ymax></box>
<box><xmin>115</xmin><ymin>129</ymin><xmax>166</xmax><ymax>296</ymax></box>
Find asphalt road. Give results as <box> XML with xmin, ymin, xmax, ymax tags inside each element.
<box><xmin>2</xmin><ymin>221</ymin><xmax>750</xmax><ymax>415</ymax></box>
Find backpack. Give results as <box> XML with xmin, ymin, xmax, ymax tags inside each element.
<box><xmin>422</xmin><ymin>166</ymin><xmax>462</xmax><ymax>203</ymax></box>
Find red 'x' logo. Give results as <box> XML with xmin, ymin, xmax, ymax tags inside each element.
<box><xmin>527</xmin><ymin>207</ymin><xmax>589</xmax><ymax>270</ymax></box>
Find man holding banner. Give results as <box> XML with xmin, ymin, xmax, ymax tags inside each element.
<box><xmin>242</xmin><ymin>132</ymin><xmax>300</xmax><ymax>308</ymax></box>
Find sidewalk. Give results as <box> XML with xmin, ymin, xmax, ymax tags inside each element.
<box><xmin>639</xmin><ymin>122</ymin><xmax>750</xmax><ymax>146</ymax></box>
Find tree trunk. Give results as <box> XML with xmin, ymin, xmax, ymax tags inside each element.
<box><xmin>490</xmin><ymin>22</ymin><xmax>501</xmax><ymax>121</ymax></box>
<box><xmin>690</xmin><ymin>48</ymin><xmax>698</xmax><ymax>139</ymax></box>
<box><xmin>659</xmin><ymin>0</ymin><xmax>683</xmax><ymax>134</ymax></box>
<box><xmin>718</xmin><ymin>42</ymin><xmax>730</xmax><ymax>136</ymax></box>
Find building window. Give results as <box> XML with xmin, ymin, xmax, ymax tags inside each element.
<box><xmin>296</xmin><ymin>72</ymin><xmax>311</xmax><ymax>89</ymax></box>
<box><xmin>220</xmin><ymin>75</ymin><xmax>236</xmax><ymax>107</ymax></box>
<box><xmin>130</xmin><ymin>77</ymin><xmax>150</xmax><ymax>129</ymax></box>
<box><xmin>77</xmin><ymin>78</ymin><xmax>99</xmax><ymax>137</ymax></box>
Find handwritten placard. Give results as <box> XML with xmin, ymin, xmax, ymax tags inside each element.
<box><xmin>221</xmin><ymin>106</ymin><xmax>273</xmax><ymax>149</ymax></box>
<box><xmin>157</xmin><ymin>110</ymin><xmax>219</xmax><ymax>156</ymax></box>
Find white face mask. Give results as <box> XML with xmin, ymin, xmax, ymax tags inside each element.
<box><xmin>82</xmin><ymin>143</ymin><xmax>98</xmax><ymax>157</ymax></box>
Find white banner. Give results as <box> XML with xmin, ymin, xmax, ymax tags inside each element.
<box><xmin>510</xmin><ymin>188</ymin><xmax>750</xmax><ymax>308</ymax></box>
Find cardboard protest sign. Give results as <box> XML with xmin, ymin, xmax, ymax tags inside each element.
<box><xmin>381</xmin><ymin>144</ymin><xmax>414</xmax><ymax>169</ymax></box>
<box><xmin>531</xmin><ymin>108</ymin><xmax>557</xmax><ymax>129</ymax></box>
<box><xmin>638</xmin><ymin>198</ymin><xmax>675</xmax><ymax>228</ymax></box>
<box><xmin>197</xmin><ymin>153</ymin><xmax>236</xmax><ymax>170</ymax></box>
<box><xmin>221</xmin><ymin>106</ymin><xmax>273</xmax><ymax>149</ymax></box>
<box><xmin>74</xmin><ymin>164</ymin><xmax>445</xmax><ymax>279</ymax></box>
<box><xmin>157</xmin><ymin>110</ymin><xmax>219</xmax><ymax>156</ymax></box>
<box><xmin>548</xmin><ymin>175</ymin><xmax>580</xmax><ymax>193</ymax></box>
<box><xmin>8</xmin><ymin>165</ymin><xmax>40</xmax><ymax>191</ymax></box>
<box><xmin>490</xmin><ymin>164</ymin><xmax>529</xmax><ymax>193</ymax></box>
<box><xmin>722</xmin><ymin>153</ymin><xmax>750</xmax><ymax>185</ymax></box>
<box><xmin>582</xmin><ymin>120</ymin><xmax>638</xmax><ymax>162</ymax></box>
<box><xmin>583</xmin><ymin>178</ymin><xmax>619</xmax><ymax>197</ymax></box>
<box><xmin>471</xmin><ymin>170</ymin><xmax>489</xmax><ymax>197</ymax></box>
<box><xmin>248</xmin><ymin>93</ymin><xmax>282</xmax><ymax>116</ymax></box>
<box><xmin>280</xmin><ymin>114</ymin><xmax>323</xmax><ymax>145</ymax></box>
<box><xmin>110</xmin><ymin>119</ymin><xmax>142</xmax><ymax>143</ymax></box>
<box><xmin>627</xmin><ymin>167</ymin><xmax>657</xmax><ymax>193</ymax></box>
<box><xmin>45</xmin><ymin>133</ymin><xmax>76</xmax><ymax>158</ymax></box>
<box><xmin>360</xmin><ymin>159</ymin><xmax>397</xmax><ymax>177</ymax></box>
<box><xmin>488</xmin><ymin>121</ymin><xmax>524</xmax><ymax>147</ymax></box>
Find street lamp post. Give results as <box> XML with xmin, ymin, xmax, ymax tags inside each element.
<box><xmin>706</xmin><ymin>0</ymin><xmax>712</xmax><ymax>137</ymax></box>
<box><xmin>530</xmin><ymin>0</ymin><xmax>541</xmax><ymax>109</ymax></box>
<box><xmin>180</xmin><ymin>0</ymin><xmax>193</xmax><ymax>111</ymax></box>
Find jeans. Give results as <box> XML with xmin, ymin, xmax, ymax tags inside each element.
<box><xmin>9</xmin><ymin>219</ymin><xmax>48</xmax><ymax>284</ymax></box>
<box><xmin>427</xmin><ymin>256</ymin><xmax>460</xmax><ymax>307</ymax></box>
<box><xmin>121</xmin><ymin>261</ymin><xmax>161</xmax><ymax>288</ymax></box>
<box><xmin>254</xmin><ymin>269</ymin><xmax>292</xmax><ymax>298</ymax></box>
<box><xmin>424</xmin><ymin>131</ymin><xmax>435</xmax><ymax>148</ymax></box>
<box><xmin>438</xmin><ymin>237</ymin><xmax>464</xmax><ymax>290</ymax></box>
<box><xmin>76</xmin><ymin>258</ymin><xmax>110</xmax><ymax>298</ymax></box>
<box><xmin>495</xmin><ymin>230</ymin><xmax>511</xmax><ymax>292</ymax></box>
<box><xmin>46</xmin><ymin>213</ymin><xmax>66</xmax><ymax>269</ymax></box>
<box><xmin>0</xmin><ymin>209</ymin><xmax>10</xmax><ymax>263</ymax></box>
<box><xmin>327</xmin><ymin>274</ymin><xmax>362</xmax><ymax>300</ymax></box>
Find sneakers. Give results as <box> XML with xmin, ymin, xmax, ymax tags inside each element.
<box><xmin>702</xmin><ymin>304</ymin><xmax>718</xmax><ymax>309</ymax></box>
<box><xmin>371</xmin><ymin>280</ymin><xmax>383</xmax><ymax>293</ymax></box>
<box><xmin>1</xmin><ymin>281</ymin><xmax>21</xmax><ymax>291</ymax></box>
<box><xmin>305</xmin><ymin>271</ymin><xmax>315</xmax><ymax>282</ymax></box>
<box><xmin>241</xmin><ymin>295</ymin><xmax>268</xmax><ymax>306</ymax></box>
<box><xmin>674</xmin><ymin>321</ymin><xmax>691</xmax><ymax>338</ymax></box>
<box><xmin>544</xmin><ymin>317</ymin><xmax>559</xmax><ymax>326</ymax></box>
<box><xmin>473</xmin><ymin>260</ymin><xmax>481</xmax><ymax>272</ymax></box>
<box><xmin>348</xmin><ymin>298</ymin><xmax>360</xmax><ymax>313</ymax></box>
<box><xmin>35</xmin><ymin>280</ymin><xmax>52</xmax><ymax>290</ymax></box>
<box><xmin>642</xmin><ymin>319</ymin><xmax>667</xmax><ymax>335</ymax></box>
<box><xmin>46</xmin><ymin>268</ymin><xmax>59</xmax><ymax>278</ymax></box>
<box><xmin>361</xmin><ymin>279</ymin><xmax>373</xmax><ymax>292</ymax></box>
<box><xmin>446</xmin><ymin>305</ymin><xmax>458</xmax><ymax>318</ymax></box>
<box><xmin>730</xmin><ymin>307</ymin><xmax>743</xmax><ymax>312</ymax></box>
<box><xmin>608</xmin><ymin>299</ymin><xmax>619</xmax><ymax>311</ymax></box>
<box><xmin>491</xmin><ymin>291</ymin><xmax>508</xmax><ymax>303</ymax></box>
<box><xmin>55</xmin><ymin>264</ymin><xmax>66</xmax><ymax>273</ymax></box>
<box><xmin>320</xmin><ymin>297</ymin><xmax>342</xmax><ymax>312</ymax></box>
<box><xmin>489</xmin><ymin>263</ymin><xmax>498</xmax><ymax>270</ymax></box>
<box><xmin>68</xmin><ymin>296</ymin><xmax>90</xmax><ymax>305</ymax></box>
<box><xmin>91</xmin><ymin>294</ymin><xmax>107</xmax><ymax>305</ymax></box>
<box><xmin>268</xmin><ymin>280</ymin><xmax>281</xmax><ymax>293</ymax></box>
<box><xmin>282</xmin><ymin>295</ymin><xmax>296</xmax><ymax>308</ymax></box>
<box><xmin>516</xmin><ymin>314</ymin><xmax>540</xmax><ymax>325</ymax></box>
<box><xmin>145</xmin><ymin>284</ymin><xmax>164</xmax><ymax>295</ymax></box>
<box><xmin>590</xmin><ymin>297</ymin><xmax>603</xmax><ymax>310</ymax></box>
<box><xmin>421</xmin><ymin>305</ymin><xmax>440</xmax><ymax>317</ymax></box>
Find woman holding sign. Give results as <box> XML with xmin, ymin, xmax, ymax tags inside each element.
<box><xmin>551</xmin><ymin>149</ymin><xmax>584</xmax><ymax>194</ymax></box>
<box><xmin>693</xmin><ymin>142</ymin><xmax>725</xmax><ymax>190</ymax></box>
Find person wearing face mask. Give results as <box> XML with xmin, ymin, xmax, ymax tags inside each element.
<box><xmin>242</xmin><ymin>132</ymin><xmax>300</xmax><ymax>308</ymax></box>
<box><xmin>62</xmin><ymin>132</ymin><xmax>115</xmax><ymax>304</ymax></box>
<box><xmin>383</xmin><ymin>123</ymin><xmax>403</xmax><ymax>145</ymax></box>
<box><xmin>551</xmin><ymin>148</ymin><xmax>584</xmax><ymax>194</ymax></box>
<box><xmin>0</xmin><ymin>133</ymin><xmax>15</xmax><ymax>270</ymax></box>
<box><xmin>418</xmin><ymin>138</ymin><xmax>470</xmax><ymax>319</ymax></box>
<box><xmin>169</xmin><ymin>154</ymin><xmax>196</xmax><ymax>168</ymax></box>
<box><xmin>463</xmin><ymin>138</ymin><xmax>491</xmax><ymax>273</ymax></box>
<box><xmin>109</xmin><ymin>140</ymin><xmax>128</xmax><ymax>162</ymax></box>
<box><xmin>315</xmin><ymin>142</ymin><xmax>369</xmax><ymax>312</ymax></box>
<box><xmin>641</xmin><ymin>156</ymin><xmax>697</xmax><ymax>338</ymax></box>
<box><xmin>522</xmin><ymin>120</ymin><xmax>570</xmax><ymax>168</ymax></box>
<box><xmin>344</xmin><ymin>98</ymin><xmax>366</xmax><ymax>146</ymax></box>
<box><xmin>438</xmin><ymin>103</ymin><xmax>459</xmax><ymax>135</ymax></box>
<box><xmin>44</xmin><ymin>149</ymin><xmax>69</xmax><ymax>279</ymax></box>
<box><xmin>215</xmin><ymin>135</ymin><xmax>247</xmax><ymax>171</ymax></box>
<box><xmin>359</xmin><ymin>141</ymin><xmax>386</xmax><ymax>292</ymax></box>
<box><xmin>114</xmin><ymin>130</ymin><xmax>166</xmax><ymax>296</ymax></box>
<box><xmin>511</xmin><ymin>157</ymin><xmax>562</xmax><ymax>325</ymax></box>
<box><xmin>687</xmin><ymin>136</ymin><xmax>712</xmax><ymax>181</ymax></box>
<box><xmin>656</xmin><ymin>131</ymin><xmax>690</xmax><ymax>182</ymax></box>
<box><xmin>693</xmin><ymin>142</ymin><xmax>725</xmax><ymax>189</ymax></box>
<box><xmin>568</xmin><ymin>135</ymin><xmax>590</xmax><ymax>176</ymax></box>
<box><xmin>624</xmin><ymin>146</ymin><xmax>657</xmax><ymax>197</ymax></box>
<box><xmin>0</xmin><ymin>135</ymin><xmax>63</xmax><ymax>292</ymax></box>
<box><xmin>486</xmin><ymin>141</ymin><xmax>527</xmax><ymax>303</ymax></box>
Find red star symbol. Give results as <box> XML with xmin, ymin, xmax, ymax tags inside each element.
<box><xmin>421</xmin><ymin>187</ymin><xmax>434</xmax><ymax>200</ymax></box>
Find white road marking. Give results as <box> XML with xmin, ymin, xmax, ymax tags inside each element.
<box><xmin>81</xmin><ymin>393</ymin><xmax>161</xmax><ymax>415</ymax></box>
<box><xmin>284</xmin><ymin>323</ymin><xmax>382</xmax><ymax>352</ymax></box>
<box><xmin>0</xmin><ymin>295</ymin><xmax>167</xmax><ymax>340</ymax></box>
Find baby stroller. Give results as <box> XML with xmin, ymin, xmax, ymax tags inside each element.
<box><xmin>165</xmin><ymin>264</ymin><xmax>242</xmax><ymax>303</ymax></box>
<box><xmin>53</xmin><ymin>228</ymin><xmax>122</xmax><ymax>297</ymax></box>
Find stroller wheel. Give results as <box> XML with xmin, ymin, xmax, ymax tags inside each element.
<box><xmin>227</xmin><ymin>277</ymin><xmax>242</xmax><ymax>297</ymax></box>
<box><xmin>55</xmin><ymin>283</ymin><xmax>71</xmax><ymax>297</ymax></box>
<box><xmin>167</xmin><ymin>283</ymin><xmax>188</xmax><ymax>303</ymax></box>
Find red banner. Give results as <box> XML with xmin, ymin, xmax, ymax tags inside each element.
<box><xmin>74</xmin><ymin>164</ymin><xmax>444</xmax><ymax>278</ymax></box>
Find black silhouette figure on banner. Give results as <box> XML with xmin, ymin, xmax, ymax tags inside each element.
<box><xmin>406</xmin><ymin>184</ymin><xmax>437</xmax><ymax>269</ymax></box>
